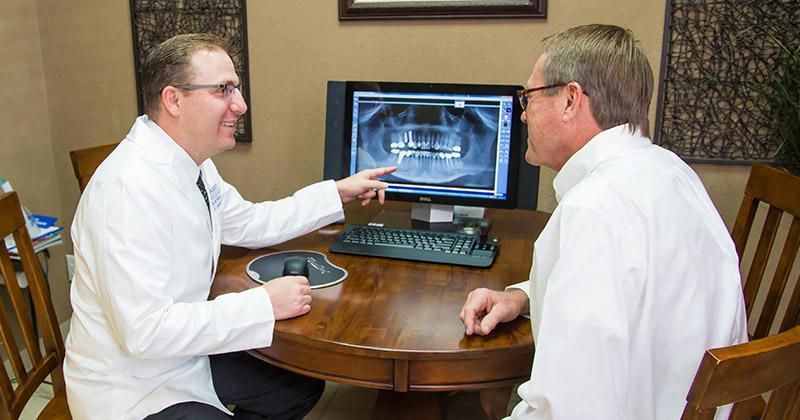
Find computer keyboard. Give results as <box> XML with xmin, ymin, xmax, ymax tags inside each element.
<box><xmin>330</xmin><ymin>224</ymin><xmax>498</xmax><ymax>267</ymax></box>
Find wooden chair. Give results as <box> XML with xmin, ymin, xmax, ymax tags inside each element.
<box><xmin>68</xmin><ymin>143</ymin><xmax>117</xmax><ymax>193</ymax></box>
<box><xmin>0</xmin><ymin>192</ymin><xmax>70</xmax><ymax>419</ymax></box>
<box><xmin>723</xmin><ymin>163</ymin><xmax>800</xmax><ymax>418</ymax></box>
<box><xmin>681</xmin><ymin>325</ymin><xmax>800</xmax><ymax>420</ymax></box>
<box><xmin>731</xmin><ymin>163</ymin><xmax>800</xmax><ymax>340</ymax></box>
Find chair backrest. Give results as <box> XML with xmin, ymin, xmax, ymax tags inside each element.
<box><xmin>681</xmin><ymin>325</ymin><xmax>800</xmax><ymax>420</ymax></box>
<box><xmin>0</xmin><ymin>191</ymin><xmax>65</xmax><ymax>418</ymax></box>
<box><xmin>731</xmin><ymin>163</ymin><xmax>800</xmax><ymax>339</ymax></box>
<box><xmin>69</xmin><ymin>143</ymin><xmax>118</xmax><ymax>193</ymax></box>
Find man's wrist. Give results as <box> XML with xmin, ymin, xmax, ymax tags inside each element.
<box><xmin>333</xmin><ymin>179</ymin><xmax>346</xmax><ymax>202</ymax></box>
<box><xmin>508</xmin><ymin>289</ymin><xmax>530</xmax><ymax>316</ymax></box>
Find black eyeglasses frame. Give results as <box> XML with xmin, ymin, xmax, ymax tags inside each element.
<box><xmin>174</xmin><ymin>83</ymin><xmax>241</xmax><ymax>99</ymax></box>
<box><xmin>516</xmin><ymin>83</ymin><xmax>589</xmax><ymax>110</ymax></box>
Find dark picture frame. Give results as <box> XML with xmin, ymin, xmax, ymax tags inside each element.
<box><xmin>129</xmin><ymin>0</ymin><xmax>253</xmax><ymax>143</ymax></box>
<box><xmin>338</xmin><ymin>0</ymin><xmax>547</xmax><ymax>20</ymax></box>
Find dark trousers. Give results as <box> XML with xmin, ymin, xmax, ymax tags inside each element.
<box><xmin>145</xmin><ymin>351</ymin><xmax>324</xmax><ymax>419</ymax></box>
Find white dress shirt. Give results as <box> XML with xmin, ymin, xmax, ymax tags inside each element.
<box><xmin>64</xmin><ymin>116</ymin><xmax>345</xmax><ymax>419</ymax></box>
<box><xmin>507</xmin><ymin>124</ymin><xmax>747</xmax><ymax>419</ymax></box>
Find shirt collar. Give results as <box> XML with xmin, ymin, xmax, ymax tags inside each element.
<box><xmin>552</xmin><ymin>124</ymin><xmax>651</xmax><ymax>202</ymax></box>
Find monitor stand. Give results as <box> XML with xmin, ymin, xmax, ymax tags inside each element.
<box><xmin>411</xmin><ymin>203</ymin><xmax>455</xmax><ymax>223</ymax></box>
<box><xmin>371</xmin><ymin>204</ymin><xmax>491</xmax><ymax>237</ymax></box>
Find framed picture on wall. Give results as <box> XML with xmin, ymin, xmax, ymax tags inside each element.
<box><xmin>338</xmin><ymin>0</ymin><xmax>547</xmax><ymax>20</ymax></box>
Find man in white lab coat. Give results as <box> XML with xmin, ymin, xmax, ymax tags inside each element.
<box><xmin>64</xmin><ymin>33</ymin><xmax>394</xmax><ymax>419</ymax></box>
<box><xmin>460</xmin><ymin>25</ymin><xmax>747</xmax><ymax>419</ymax></box>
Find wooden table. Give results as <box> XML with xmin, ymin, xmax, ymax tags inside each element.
<box><xmin>211</xmin><ymin>202</ymin><xmax>549</xmax><ymax>419</ymax></box>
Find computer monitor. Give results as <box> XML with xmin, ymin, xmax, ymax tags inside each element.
<box><xmin>324</xmin><ymin>80</ymin><xmax>539</xmax><ymax>226</ymax></box>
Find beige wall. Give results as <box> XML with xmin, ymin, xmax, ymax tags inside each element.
<box><xmin>0</xmin><ymin>0</ymin><xmax>69</xmax><ymax>319</ymax></box>
<box><xmin>2</xmin><ymin>0</ymin><xmax>751</xmax><ymax>321</ymax></box>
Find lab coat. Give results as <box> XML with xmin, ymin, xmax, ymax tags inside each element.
<box><xmin>507</xmin><ymin>125</ymin><xmax>747</xmax><ymax>419</ymax></box>
<box><xmin>64</xmin><ymin>116</ymin><xmax>344</xmax><ymax>419</ymax></box>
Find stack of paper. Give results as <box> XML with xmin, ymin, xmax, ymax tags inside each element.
<box><xmin>0</xmin><ymin>179</ymin><xmax>63</xmax><ymax>257</ymax></box>
<box><xmin>5</xmin><ymin>214</ymin><xmax>63</xmax><ymax>257</ymax></box>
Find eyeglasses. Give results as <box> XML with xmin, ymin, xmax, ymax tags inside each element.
<box><xmin>174</xmin><ymin>83</ymin><xmax>241</xmax><ymax>99</ymax></box>
<box><xmin>516</xmin><ymin>83</ymin><xmax>589</xmax><ymax>110</ymax></box>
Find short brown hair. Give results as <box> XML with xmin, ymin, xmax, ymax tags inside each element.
<box><xmin>140</xmin><ymin>33</ymin><xmax>230</xmax><ymax>118</ymax></box>
<box><xmin>541</xmin><ymin>24</ymin><xmax>654</xmax><ymax>137</ymax></box>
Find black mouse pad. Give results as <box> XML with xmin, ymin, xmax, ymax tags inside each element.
<box><xmin>245</xmin><ymin>250</ymin><xmax>348</xmax><ymax>289</ymax></box>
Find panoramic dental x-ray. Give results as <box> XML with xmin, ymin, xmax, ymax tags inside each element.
<box><xmin>354</xmin><ymin>97</ymin><xmax>500</xmax><ymax>189</ymax></box>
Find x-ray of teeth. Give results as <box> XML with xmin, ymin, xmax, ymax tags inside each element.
<box><xmin>355</xmin><ymin>102</ymin><xmax>499</xmax><ymax>188</ymax></box>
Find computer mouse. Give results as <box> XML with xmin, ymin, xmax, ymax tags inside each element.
<box><xmin>282</xmin><ymin>257</ymin><xmax>309</xmax><ymax>277</ymax></box>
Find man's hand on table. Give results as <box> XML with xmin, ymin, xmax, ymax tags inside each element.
<box><xmin>262</xmin><ymin>276</ymin><xmax>313</xmax><ymax>320</ymax></box>
<box><xmin>460</xmin><ymin>288</ymin><xmax>529</xmax><ymax>336</ymax></box>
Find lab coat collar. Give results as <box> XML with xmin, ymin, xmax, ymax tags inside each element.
<box><xmin>126</xmin><ymin>115</ymin><xmax>206</xmax><ymax>206</ymax></box>
<box><xmin>553</xmin><ymin>124</ymin><xmax>651</xmax><ymax>202</ymax></box>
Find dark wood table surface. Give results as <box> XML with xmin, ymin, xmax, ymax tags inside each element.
<box><xmin>210</xmin><ymin>202</ymin><xmax>550</xmax><ymax>419</ymax></box>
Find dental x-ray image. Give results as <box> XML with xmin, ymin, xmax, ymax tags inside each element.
<box><xmin>354</xmin><ymin>98</ymin><xmax>500</xmax><ymax>189</ymax></box>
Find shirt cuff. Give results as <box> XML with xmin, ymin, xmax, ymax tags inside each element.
<box><xmin>505</xmin><ymin>280</ymin><xmax>531</xmax><ymax>318</ymax></box>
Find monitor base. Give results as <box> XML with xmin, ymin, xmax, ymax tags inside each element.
<box><xmin>370</xmin><ymin>209</ymin><xmax>491</xmax><ymax>237</ymax></box>
<box><xmin>411</xmin><ymin>203</ymin><xmax>454</xmax><ymax>223</ymax></box>
<box><xmin>408</xmin><ymin>203</ymin><xmax>488</xmax><ymax>224</ymax></box>
<box><xmin>452</xmin><ymin>216</ymin><xmax>492</xmax><ymax>236</ymax></box>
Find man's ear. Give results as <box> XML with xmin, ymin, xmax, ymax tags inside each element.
<box><xmin>161</xmin><ymin>86</ymin><xmax>182</xmax><ymax>118</ymax></box>
<box><xmin>561</xmin><ymin>82</ymin><xmax>586</xmax><ymax>121</ymax></box>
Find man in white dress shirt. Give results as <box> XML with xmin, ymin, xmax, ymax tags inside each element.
<box><xmin>460</xmin><ymin>24</ymin><xmax>747</xmax><ymax>419</ymax></box>
<box><xmin>64</xmin><ymin>34</ymin><xmax>394</xmax><ymax>419</ymax></box>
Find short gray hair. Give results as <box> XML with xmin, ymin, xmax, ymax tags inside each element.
<box><xmin>541</xmin><ymin>24</ymin><xmax>654</xmax><ymax>137</ymax></box>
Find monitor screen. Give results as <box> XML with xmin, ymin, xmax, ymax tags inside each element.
<box><xmin>344</xmin><ymin>81</ymin><xmax>523</xmax><ymax>208</ymax></box>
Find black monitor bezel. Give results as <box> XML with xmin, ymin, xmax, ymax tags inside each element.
<box><xmin>343</xmin><ymin>80</ymin><xmax>524</xmax><ymax>209</ymax></box>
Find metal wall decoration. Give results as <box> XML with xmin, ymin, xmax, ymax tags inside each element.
<box><xmin>130</xmin><ymin>0</ymin><xmax>252</xmax><ymax>143</ymax></box>
<box><xmin>655</xmin><ymin>1</ymin><xmax>800</xmax><ymax>163</ymax></box>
